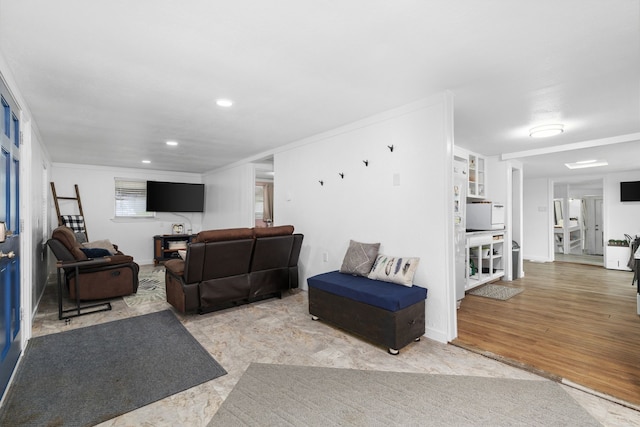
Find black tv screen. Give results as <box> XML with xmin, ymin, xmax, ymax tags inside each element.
<box><xmin>620</xmin><ymin>181</ymin><xmax>640</xmax><ymax>202</ymax></box>
<box><xmin>146</xmin><ymin>181</ymin><xmax>205</xmax><ymax>212</ymax></box>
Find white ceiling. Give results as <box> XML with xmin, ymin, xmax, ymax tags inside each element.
<box><xmin>0</xmin><ymin>0</ymin><xmax>638</xmax><ymax>178</ymax></box>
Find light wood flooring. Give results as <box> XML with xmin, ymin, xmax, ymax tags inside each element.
<box><xmin>454</xmin><ymin>260</ymin><xmax>640</xmax><ymax>408</ymax></box>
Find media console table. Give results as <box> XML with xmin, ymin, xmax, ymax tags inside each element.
<box><xmin>153</xmin><ymin>234</ymin><xmax>195</xmax><ymax>265</ymax></box>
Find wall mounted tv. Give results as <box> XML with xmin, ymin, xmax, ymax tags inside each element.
<box><xmin>146</xmin><ymin>181</ymin><xmax>205</xmax><ymax>212</ymax></box>
<box><xmin>620</xmin><ymin>181</ymin><xmax>640</xmax><ymax>202</ymax></box>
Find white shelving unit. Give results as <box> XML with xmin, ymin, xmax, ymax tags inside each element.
<box><xmin>466</xmin><ymin>230</ymin><xmax>505</xmax><ymax>291</ymax></box>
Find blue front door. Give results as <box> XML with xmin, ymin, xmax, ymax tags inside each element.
<box><xmin>0</xmin><ymin>80</ymin><xmax>21</xmax><ymax>396</ymax></box>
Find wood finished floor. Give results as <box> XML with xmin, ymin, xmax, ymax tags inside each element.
<box><xmin>454</xmin><ymin>260</ymin><xmax>640</xmax><ymax>407</ymax></box>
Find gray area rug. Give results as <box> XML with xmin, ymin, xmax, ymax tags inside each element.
<box><xmin>468</xmin><ymin>283</ymin><xmax>524</xmax><ymax>300</ymax></box>
<box><xmin>123</xmin><ymin>268</ymin><xmax>166</xmax><ymax>306</ymax></box>
<box><xmin>209</xmin><ymin>363</ymin><xmax>599</xmax><ymax>427</ymax></box>
<box><xmin>0</xmin><ymin>310</ymin><xmax>226</xmax><ymax>427</ymax></box>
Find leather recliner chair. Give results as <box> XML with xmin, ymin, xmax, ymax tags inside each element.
<box><xmin>47</xmin><ymin>226</ymin><xmax>139</xmax><ymax>300</ymax></box>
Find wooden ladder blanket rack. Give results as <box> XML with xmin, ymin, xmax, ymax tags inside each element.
<box><xmin>50</xmin><ymin>183</ymin><xmax>88</xmax><ymax>241</ymax></box>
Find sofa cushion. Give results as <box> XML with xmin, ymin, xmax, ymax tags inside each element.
<box><xmin>80</xmin><ymin>248</ymin><xmax>111</xmax><ymax>258</ymax></box>
<box><xmin>307</xmin><ymin>271</ymin><xmax>427</xmax><ymax>312</ymax></box>
<box><xmin>192</xmin><ymin>227</ymin><xmax>253</xmax><ymax>243</ymax></box>
<box><xmin>52</xmin><ymin>226</ymin><xmax>88</xmax><ymax>260</ymax></box>
<box><xmin>82</xmin><ymin>239</ymin><xmax>117</xmax><ymax>255</ymax></box>
<box><xmin>368</xmin><ymin>254</ymin><xmax>420</xmax><ymax>287</ymax></box>
<box><xmin>253</xmin><ymin>225</ymin><xmax>294</xmax><ymax>238</ymax></box>
<box><xmin>339</xmin><ymin>240</ymin><xmax>380</xmax><ymax>276</ymax></box>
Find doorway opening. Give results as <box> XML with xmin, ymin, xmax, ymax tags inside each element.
<box><xmin>552</xmin><ymin>179</ymin><xmax>603</xmax><ymax>266</ymax></box>
<box><xmin>254</xmin><ymin>157</ymin><xmax>274</xmax><ymax>228</ymax></box>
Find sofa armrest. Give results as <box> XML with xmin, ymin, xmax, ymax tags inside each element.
<box><xmin>165</xmin><ymin>259</ymin><xmax>185</xmax><ymax>276</ymax></box>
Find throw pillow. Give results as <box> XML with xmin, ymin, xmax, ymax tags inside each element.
<box><xmin>80</xmin><ymin>248</ymin><xmax>111</xmax><ymax>258</ymax></box>
<box><xmin>368</xmin><ymin>254</ymin><xmax>420</xmax><ymax>286</ymax></box>
<box><xmin>82</xmin><ymin>239</ymin><xmax>117</xmax><ymax>255</ymax></box>
<box><xmin>339</xmin><ymin>240</ymin><xmax>381</xmax><ymax>276</ymax></box>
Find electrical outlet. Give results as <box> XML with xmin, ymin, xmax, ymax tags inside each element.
<box><xmin>322</xmin><ymin>252</ymin><xmax>329</xmax><ymax>262</ymax></box>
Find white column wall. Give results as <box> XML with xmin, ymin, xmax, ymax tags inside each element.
<box><xmin>273</xmin><ymin>93</ymin><xmax>455</xmax><ymax>343</ymax></box>
<box><xmin>523</xmin><ymin>178</ymin><xmax>554</xmax><ymax>262</ymax></box>
<box><xmin>201</xmin><ymin>163</ymin><xmax>255</xmax><ymax>230</ymax></box>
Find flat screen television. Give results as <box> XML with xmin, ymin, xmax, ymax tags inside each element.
<box><xmin>620</xmin><ymin>181</ymin><xmax>640</xmax><ymax>202</ymax></box>
<box><xmin>146</xmin><ymin>181</ymin><xmax>205</xmax><ymax>212</ymax></box>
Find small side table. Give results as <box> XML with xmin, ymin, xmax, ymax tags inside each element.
<box><xmin>57</xmin><ymin>258</ymin><xmax>113</xmax><ymax>320</ymax></box>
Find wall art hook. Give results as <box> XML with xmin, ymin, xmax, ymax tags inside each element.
<box><xmin>363</xmin><ymin>160</ymin><xmax>369</xmax><ymax>167</ymax></box>
<box><xmin>387</xmin><ymin>145</ymin><xmax>394</xmax><ymax>152</ymax></box>
<box><xmin>318</xmin><ymin>180</ymin><xmax>324</xmax><ymax>186</ymax></box>
<box><xmin>339</xmin><ymin>172</ymin><xmax>345</xmax><ymax>179</ymax></box>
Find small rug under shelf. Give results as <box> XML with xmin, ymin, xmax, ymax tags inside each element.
<box><xmin>468</xmin><ymin>284</ymin><xmax>524</xmax><ymax>300</ymax></box>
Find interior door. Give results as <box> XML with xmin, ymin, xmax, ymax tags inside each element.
<box><xmin>0</xmin><ymin>79</ymin><xmax>21</xmax><ymax>397</ymax></box>
<box><xmin>594</xmin><ymin>198</ymin><xmax>603</xmax><ymax>255</ymax></box>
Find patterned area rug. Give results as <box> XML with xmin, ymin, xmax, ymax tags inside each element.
<box><xmin>123</xmin><ymin>268</ymin><xmax>166</xmax><ymax>306</ymax></box>
<box><xmin>468</xmin><ymin>284</ymin><xmax>524</xmax><ymax>300</ymax></box>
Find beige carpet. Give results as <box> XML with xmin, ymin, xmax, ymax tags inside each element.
<box><xmin>208</xmin><ymin>363</ymin><xmax>599</xmax><ymax>426</ymax></box>
<box><xmin>123</xmin><ymin>268</ymin><xmax>166</xmax><ymax>306</ymax></box>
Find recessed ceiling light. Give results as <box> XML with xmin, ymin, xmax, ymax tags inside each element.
<box><xmin>216</xmin><ymin>98</ymin><xmax>233</xmax><ymax>107</ymax></box>
<box><xmin>529</xmin><ymin>124</ymin><xmax>564</xmax><ymax>138</ymax></box>
<box><xmin>166</xmin><ymin>140</ymin><xmax>178</xmax><ymax>146</ymax></box>
<box><xmin>565</xmin><ymin>160</ymin><xmax>608</xmax><ymax>170</ymax></box>
<box><xmin>142</xmin><ymin>160</ymin><xmax>151</xmax><ymax>164</ymax></box>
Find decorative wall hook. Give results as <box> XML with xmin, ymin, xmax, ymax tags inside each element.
<box><xmin>339</xmin><ymin>172</ymin><xmax>345</xmax><ymax>179</ymax></box>
<box><xmin>319</xmin><ymin>180</ymin><xmax>324</xmax><ymax>186</ymax></box>
<box><xmin>363</xmin><ymin>160</ymin><xmax>369</xmax><ymax>167</ymax></box>
<box><xmin>387</xmin><ymin>145</ymin><xmax>394</xmax><ymax>152</ymax></box>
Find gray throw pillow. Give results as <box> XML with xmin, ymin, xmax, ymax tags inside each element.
<box><xmin>339</xmin><ymin>240</ymin><xmax>381</xmax><ymax>276</ymax></box>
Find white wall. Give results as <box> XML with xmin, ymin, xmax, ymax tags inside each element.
<box><xmin>523</xmin><ymin>178</ymin><xmax>553</xmax><ymax>262</ymax></box>
<box><xmin>201</xmin><ymin>163</ymin><xmax>255</xmax><ymax>230</ymax></box>
<box><xmin>51</xmin><ymin>163</ymin><xmax>202</xmax><ymax>265</ymax></box>
<box><xmin>274</xmin><ymin>93</ymin><xmax>455</xmax><ymax>343</ymax></box>
<box><xmin>604</xmin><ymin>170</ymin><xmax>640</xmax><ymax>240</ymax></box>
<box><xmin>25</xmin><ymin>122</ymin><xmax>52</xmax><ymax>312</ymax></box>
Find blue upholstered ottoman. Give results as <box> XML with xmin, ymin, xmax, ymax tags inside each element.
<box><xmin>307</xmin><ymin>271</ymin><xmax>427</xmax><ymax>354</ymax></box>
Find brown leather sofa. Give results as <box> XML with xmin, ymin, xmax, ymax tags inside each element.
<box><xmin>47</xmin><ymin>226</ymin><xmax>139</xmax><ymax>300</ymax></box>
<box><xmin>164</xmin><ymin>225</ymin><xmax>303</xmax><ymax>313</ymax></box>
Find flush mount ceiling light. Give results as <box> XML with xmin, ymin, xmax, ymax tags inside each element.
<box><xmin>565</xmin><ymin>160</ymin><xmax>608</xmax><ymax>170</ymax></box>
<box><xmin>529</xmin><ymin>124</ymin><xmax>564</xmax><ymax>138</ymax></box>
<box><xmin>142</xmin><ymin>160</ymin><xmax>151</xmax><ymax>164</ymax></box>
<box><xmin>166</xmin><ymin>140</ymin><xmax>178</xmax><ymax>146</ymax></box>
<box><xmin>216</xmin><ymin>98</ymin><xmax>233</xmax><ymax>107</ymax></box>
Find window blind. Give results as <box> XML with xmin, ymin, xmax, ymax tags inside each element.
<box><xmin>115</xmin><ymin>179</ymin><xmax>153</xmax><ymax>218</ymax></box>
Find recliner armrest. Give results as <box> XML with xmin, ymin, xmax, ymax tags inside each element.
<box><xmin>165</xmin><ymin>259</ymin><xmax>185</xmax><ymax>276</ymax></box>
<box><xmin>105</xmin><ymin>254</ymin><xmax>134</xmax><ymax>264</ymax></box>
<box><xmin>72</xmin><ymin>254</ymin><xmax>134</xmax><ymax>270</ymax></box>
